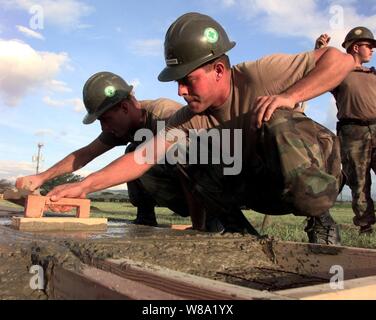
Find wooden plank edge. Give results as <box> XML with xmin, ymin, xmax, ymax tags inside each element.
<box><xmin>94</xmin><ymin>258</ymin><xmax>292</xmax><ymax>300</ymax></box>
<box><xmin>276</xmin><ymin>275</ymin><xmax>376</xmax><ymax>300</ymax></box>
<box><xmin>51</xmin><ymin>265</ymin><xmax>182</xmax><ymax>300</ymax></box>
<box><xmin>11</xmin><ymin>217</ymin><xmax>107</xmax><ymax>231</ymax></box>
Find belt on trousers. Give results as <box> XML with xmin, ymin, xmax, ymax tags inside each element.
<box><xmin>337</xmin><ymin>118</ymin><xmax>376</xmax><ymax>131</ymax></box>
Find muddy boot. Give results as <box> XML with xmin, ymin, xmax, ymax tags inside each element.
<box><xmin>359</xmin><ymin>224</ymin><xmax>373</xmax><ymax>235</ymax></box>
<box><xmin>220</xmin><ymin>208</ymin><xmax>260</xmax><ymax>236</ymax></box>
<box><xmin>305</xmin><ymin>212</ymin><xmax>341</xmax><ymax>245</ymax></box>
<box><xmin>131</xmin><ymin>203</ymin><xmax>158</xmax><ymax>227</ymax></box>
<box><xmin>205</xmin><ymin>212</ymin><xmax>224</xmax><ymax>233</ymax></box>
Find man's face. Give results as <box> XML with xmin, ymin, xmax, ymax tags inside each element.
<box><xmin>355</xmin><ymin>41</ymin><xmax>374</xmax><ymax>63</ymax></box>
<box><xmin>99</xmin><ymin>103</ymin><xmax>132</xmax><ymax>138</ymax></box>
<box><xmin>176</xmin><ymin>65</ymin><xmax>218</xmax><ymax>113</ymax></box>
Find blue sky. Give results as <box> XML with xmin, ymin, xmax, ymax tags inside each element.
<box><xmin>0</xmin><ymin>0</ymin><xmax>375</xmax><ymax>192</ymax></box>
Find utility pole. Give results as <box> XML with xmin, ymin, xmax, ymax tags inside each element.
<box><xmin>32</xmin><ymin>143</ymin><xmax>44</xmax><ymax>174</ymax></box>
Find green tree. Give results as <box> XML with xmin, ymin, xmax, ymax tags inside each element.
<box><xmin>0</xmin><ymin>179</ymin><xmax>13</xmax><ymax>193</ymax></box>
<box><xmin>40</xmin><ymin>173</ymin><xmax>82</xmax><ymax>195</ymax></box>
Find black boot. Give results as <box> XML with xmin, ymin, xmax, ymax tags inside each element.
<box><xmin>219</xmin><ymin>207</ymin><xmax>260</xmax><ymax>236</ymax></box>
<box><xmin>305</xmin><ymin>212</ymin><xmax>341</xmax><ymax>245</ymax></box>
<box><xmin>205</xmin><ymin>212</ymin><xmax>225</xmax><ymax>233</ymax></box>
<box><xmin>359</xmin><ymin>224</ymin><xmax>373</xmax><ymax>235</ymax></box>
<box><xmin>132</xmin><ymin>203</ymin><xmax>158</xmax><ymax>227</ymax></box>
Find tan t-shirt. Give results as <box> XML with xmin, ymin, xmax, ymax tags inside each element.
<box><xmin>333</xmin><ymin>67</ymin><xmax>376</xmax><ymax>120</ymax></box>
<box><xmin>99</xmin><ymin>98</ymin><xmax>182</xmax><ymax>146</ymax></box>
<box><xmin>166</xmin><ymin>52</ymin><xmax>316</xmax><ymax>160</ymax></box>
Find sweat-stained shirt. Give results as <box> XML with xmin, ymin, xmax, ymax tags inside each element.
<box><xmin>332</xmin><ymin>67</ymin><xmax>376</xmax><ymax>120</ymax></box>
<box><xmin>165</xmin><ymin>51</ymin><xmax>316</xmax><ymax>163</ymax></box>
<box><xmin>98</xmin><ymin>98</ymin><xmax>182</xmax><ymax>147</ymax></box>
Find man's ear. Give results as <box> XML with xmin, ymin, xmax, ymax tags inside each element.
<box><xmin>352</xmin><ymin>44</ymin><xmax>360</xmax><ymax>54</ymax></box>
<box><xmin>214</xmin><ymin>61</ymin><xmax>225</xmax><ymax>81</ymax></box>
<box><xmin>120</xmin><ymin>100</ymin><xmax>129</xmax><ymax>113</ymax></box>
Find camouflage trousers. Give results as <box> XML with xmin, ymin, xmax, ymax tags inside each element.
<box><xmin>184</xmin><ymin>110</ymin><xmax>342</xmax><ymax>220</ymax></box>
<box><xmin>125</xmin><ymin>143</ymin><xmax>189</xmax><ymax>218</ymax></box>
<box><xmin>338</xmin><ymin>123</ymin><xmax>376</xmax><ymax>227</ymax></box>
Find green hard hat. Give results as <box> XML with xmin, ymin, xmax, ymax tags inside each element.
<box><xmin>158</xmin><ymin>12</ymin><xmax>236</xmax><ymax>82</ymax></box>
<box><xmin>82</xmin><ymin>71</ymin><xmax>133</xmax><ymax>125</ymax></box>
<box><xmin>342</xmin><ymin>26</ymin><xmax>376</xmax><ymax>50</ymax></box>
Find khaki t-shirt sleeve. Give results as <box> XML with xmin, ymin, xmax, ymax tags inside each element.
<box><xmin>253</xmin><ymin>51</ymin><xmax>316</xmax><ymax>96</ymax></box>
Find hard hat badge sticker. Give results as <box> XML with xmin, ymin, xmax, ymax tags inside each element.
<box><xmin>204</xmin><ymin>27</ymin><xmax>219</xmax><ymax>44</ymax></box>
<box><xmin>104</xmin><ymin>86</ymin><xmax>116</xmax><ymax>98</ymax></box>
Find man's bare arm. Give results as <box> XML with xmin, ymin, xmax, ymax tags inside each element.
<box><xmin>254</xmin><ymin>47</ymin><xmax>355</xmax><ymax>127</ymax></box>
<box><xmin>16</xmin><ymin>139</ymin><xmax>112</xmax><ymax>191</ymax></box>
<box><xmin>287</xmin><ymin>47</ymin><xmax>354</xmax><ymax>103</ymax></box>
<box><xmin>47</xmin><ymin>135</ymin><xmax>170</xmax><ymax>200</ymax></box>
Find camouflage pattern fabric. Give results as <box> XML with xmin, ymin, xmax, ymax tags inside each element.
<box><xmin>125</xmin><ymin>143</ymin><xmax>189</xmax><ymax>218</ymax></box>
<box><xmin>251</xmin><ymin>109</ymin><xmax>342</xmax><ymax>217</ymax></box>
<box><xmin>338</xmin><ymin>124</ymin><xmax>376</xmax><ymax>227</ymax></box>
<box><xmin>183</xmin><ymin>110</ymin><xmax>342</xmax><ymax>219</ymax></box>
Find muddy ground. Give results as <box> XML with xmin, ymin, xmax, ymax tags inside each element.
<box><xmin>0</xmin><ymin>207</ymin><xmax>326</xmax><ymax>299</ymax></box>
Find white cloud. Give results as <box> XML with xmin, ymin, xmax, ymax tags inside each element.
<box><xmin>0</xmin><ymin>160</ymin><xmax>36</xmax><ymax>182</ymax></box>
<box><xmin>0</xmin><ymin>161</ymin><xmax>127</xmax><ymax>189</ymax></box>
<box><xmin>71</xmin><ymin>98</ymin><xmax>85</xmax><ymax>113</ymax></box>
<box><xmin>222</xmin><ymin>0</ymin><xmax>236</xmax><ymax>7</ymax></box>
<box><xmin>43</xmin><ymin>96</ymin><xmax>85</xmax><ymax>113</ymax></box>
<box><xmin>2</xmin><ymin>0</ymin><xmax>94</xmax><ymax>30</ymax></box>
<box><xmin>130</xmin><ymin>39</ymin><xmax>163</xmax><ymax>56</ymax></box>
<box><xmin>34</xmin><ymin>129</ymin><xmax>55</xmax><ymax>137</ymax></box>
<box><xmin>324</xmin><ymin>97</ymin><xmax>339</xmax><ymax>132</ymax></box>
<box><xmin>218</xmin><ymin>0</ymin><xmax>376</xmax><ymax>49</ymax></box>
<box><xmin>16</xmin><ymin>25</ymin><xmax>44</xmax><ymax>40</ymax></box>
<box><xmin>0</xmin><ymin>39</ymin><xmax>69</xmax><ymax>107</ymax></box>
<box><xmin>46</xmin><ymin>80</ymin><xmax>72</xmax><ymax>93</ymax></box>
<box><xmin>43</xmin><ymin>96</ymin><xmax>65</xmax><ymax>107</ymax></box>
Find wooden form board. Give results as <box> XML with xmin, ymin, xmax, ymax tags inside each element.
<box><xmin>91</xmin><ymin>258</ymin><xmax>290</xmax><ymax>300</ymax></box>
<box><xmin>277</xmin><ymin>275</ymin><xmax>376</xmax><ymax>300</ymax></box>
<box><xmin>52</xmin><ymin>256</ymin><xmax>376</xmax><ymax>300</ymax></box>
<box><xmin>12</xmin><ymin>217</ymin><xmax>107</xmax><ymax>232</ymax></box>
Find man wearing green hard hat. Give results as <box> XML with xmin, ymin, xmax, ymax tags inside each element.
<box><xmin>16</xmin><ymin>71</ymin><xmax>190</xmax><ymax>227</ymax></box>
<box><xmin>45</xmin><ymin>12</ymin><xmax>355</xmax><ymax>244</ymax></box>
<box><xmin>156</xmin><ymin>12</ymin><xmax>357</xmax><ymax>244</ymax></box>
<box><xmin>315</xmin><ymin>26</ymin><xmax>376</xmax><ymax>235</ymax></box>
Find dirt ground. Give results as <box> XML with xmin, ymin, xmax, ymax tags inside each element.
<box><xmin>0</xmin><ymin>206</ymin><xmax>327</xmax><ymax>299</ymax></box>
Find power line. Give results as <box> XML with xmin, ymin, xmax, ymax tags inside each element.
<box><xmin>32</xmin><ymin>143</ymin><xmax>44</xmax><ymax>174</ymax></box>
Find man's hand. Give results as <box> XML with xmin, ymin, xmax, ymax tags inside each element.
<box><xmin>315</xmin><ymin>34</ymin><xmax>331</xmax><ymax>49</ymax></box>
<box><xmin>45</xmin><ymin>182</ymin><xmax>87</xmax><ymax>212</ymax></box>
<box><xmin>46</xmin><ymin>182</ymin><xmax>87</xmax><ymax>212</ymax></box>
<box><xmin>253</xmin><ymin>93</ymin><xmax>297</xmax><ymax>128</ymax></box>
<box><xmin>16</xmin><ymin>175</ymin><xmax>44</xmax><ymax>191</ymax></box>
<box><xmin>47</xmin><ymin>182</ymin><xmax>87</xmax><ymax>201</ymax></box>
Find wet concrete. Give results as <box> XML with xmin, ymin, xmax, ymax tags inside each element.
<box><xmin>0</xmin><ymin>207</ymin><xmax>337</xmax><ymax>299</ymax></box>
